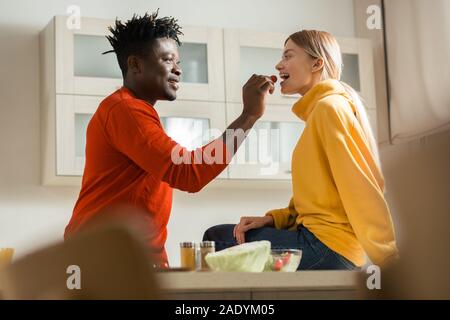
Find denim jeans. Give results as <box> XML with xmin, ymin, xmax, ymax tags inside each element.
<box><xmin>203</xmin><ymin>224</ymin><xmax>357</xmax><ymax>270</ymax></box>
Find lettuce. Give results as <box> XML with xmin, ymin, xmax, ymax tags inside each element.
<box><xmin>205</xmin><ymin>240</ymin><xmax>271</xmax><ymax>272</ymax></box>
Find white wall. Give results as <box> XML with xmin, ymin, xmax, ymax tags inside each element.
<box><xmin>0</xmin><ymin>0</ymin><xmax>355</xmax><ymax>266</ymax></box>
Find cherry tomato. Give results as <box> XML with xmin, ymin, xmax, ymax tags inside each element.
<box><xmin>273</xmin><ymin>258</ymin><xmax>284</xmax><ymax>271</ymax></box>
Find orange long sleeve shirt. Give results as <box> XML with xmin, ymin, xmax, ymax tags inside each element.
<box><xmin>64</xmin><ymin>87</ymin><xmax>228</xmax><ymax>265</ymax></box>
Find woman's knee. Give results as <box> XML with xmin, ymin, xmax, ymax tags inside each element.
<box><xmin>202</xmin><ymin>224</ymin><xmax>235</xmax><ymax>241</ymax></box>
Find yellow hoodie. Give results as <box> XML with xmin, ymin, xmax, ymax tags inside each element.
<box><xmin>266</xmin><ymin>79</ymin><xmax>398</xmax><ymax>267</ymax></box>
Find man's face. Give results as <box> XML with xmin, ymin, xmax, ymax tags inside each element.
<box><xmin>131</xmin><ymin>38</ymin><xmax>182</xmax><ymax>103</ymax></box>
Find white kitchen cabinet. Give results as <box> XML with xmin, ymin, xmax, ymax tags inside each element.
<box><xmin>48</xmin><ymin>16</ymin><xmax>225</xmax><ymax>101</ymax></box>
<box><xmin>223</xmin><ymin>29</ymin><xmax>377</xmax><ymax>112</ymax></box>
<box><xmin>41</xmin><ymin>16</ymin><xmax>377</xmax><ymax>186</ymax></box>
<box><xmin>41</xmin><ymin>94</ymin><xmax>102</xmax><ymax>186</ymax></box>
<box><xmin>41</xmin><ymin>93</ymin><xmax>228</xmax><ymax>185</ymax></box>
<box><xmin>40</xmin><ymin>16</ymin><xmax>227</xmax><ymax>185</ymax></box>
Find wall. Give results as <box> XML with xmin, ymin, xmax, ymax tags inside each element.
<box><xmin>0</xmin><ymin>0</ymin><xmax>356</xmax><ymax>266</ymax></box>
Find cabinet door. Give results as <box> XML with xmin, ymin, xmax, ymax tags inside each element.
<box><xmin>55</xmin><ymin>96</ymin><xmax>228</xmax><ymax>178</ymax></box>
<box><xmin>224</xmin><ymin>29</ymin><xmax>300</xmax><ymax>106</ymax></box>
<box><xmin>56</xmin><ymin>16</ymin><xmax>122</xmax><ymax>96</ymax></box>
<box><xmin>56</xmin><ymin>95</ymin><xmax>101</xmax><ymax>176</ymax></box>
<box><xmin>337</xmin><ymin>37</ymin><xmax>377</xmax><ymax>139</ymax></box>
<box><xmin>55</xmin><ymin>16</ymin><xmax>225</xmax><ymax>101</ymax></box>
<box><xmin>176</xmin><ymin>26</ymin><xmax>225</xmax><ymax>102</ymax></box>
<box><xmin>226</xmin><ymin>103</ymin><xmax>304</xmax><ymax>180</ymax></box>
<box><xmin>337</xmin><ymin>37</ymin><xmax>376</xmax><ymax>109</ymax></box>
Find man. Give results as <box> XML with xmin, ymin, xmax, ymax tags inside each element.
<box><xmin>64</xmin><ymin>11</ymin><xmax>275</xmax><ymax>266</ymax></box>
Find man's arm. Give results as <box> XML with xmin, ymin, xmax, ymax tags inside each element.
<box><xmin>106</xmin><ymin>74</ymin><xmax>275</xmax><ymax>193</ymax></box>
<box><xmin>220</xmin><ymin>74</ymin><xmax>275</xmax><ymax>157</ymax></box>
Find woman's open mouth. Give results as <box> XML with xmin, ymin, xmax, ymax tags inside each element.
<box><xmin>279</xmin><ymin>73</ymin><xmax>290</xmax><ymax>86</ymax></box>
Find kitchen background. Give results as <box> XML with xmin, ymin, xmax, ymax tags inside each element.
<box><xmin>0</xmin><ymin>0</ymin><xmax>448</xmax><ymax>271</ymax></box>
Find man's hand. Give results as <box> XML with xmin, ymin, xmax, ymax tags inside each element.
<box><xmin>242</xmin><ymin>74</ymin><xmax>276</xmax><ymax>120</ymax></box>
<box><xmin>233</xmin><ymin>216</ymin><xmax>274</xmax><ymax>244</ymax></box>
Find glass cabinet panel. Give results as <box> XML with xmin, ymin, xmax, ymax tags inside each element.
<box><xmin>243</xmin><ymin>121</ymin><xmax>304</xmax><ymax>167</ymax></box>
<box><xmin>74</xmin><ymin>35</ymin><xmax>122</xmax><ymax>79</ymax></box>
<box><xmin>178</xmin><ymin>43</ymin><xmax>208</xmax><ymax>84</ymax></box>
<box><xmin>56</xmin><ymin>18</ymin><xmax>224</xmax><ymax>100</ymax></box>
<box><xmin>341</xmin><ymin>53</ymin><xmax>361</xmax><ymax>92</ymax></box>
<box><xmin>74</xmin><ymin>113</ymin><xmax>93</xmax><ymax>158</ymax></box>
<box><xmin>160</xmin><ymin>117</ymin><xmax>210</xmax><ymax>151</ymax></box>
<box><xmin>223</xmin><ymin>31</ymin><xmax>300</xmax><ymax>105</ymax></box>
<box><xmin>240</xmin><ymin>47</ymin><xmax>281</xmax><ymax>84</ymax></box>
<box><xmin>75</xmin><ymin>115</ymin><xmax>212</xmax><ymax>159</ymax></box>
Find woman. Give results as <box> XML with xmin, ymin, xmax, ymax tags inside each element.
<box><xmin>203</xmin><ymin>30</ymin><xmax>398</xmax><ymax>270</ymax></box>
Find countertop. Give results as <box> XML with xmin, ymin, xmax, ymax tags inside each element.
<box><xmin>155</xmin><ymin>270</ymin><xmax>360</xmax><ymax>299</ymax></box>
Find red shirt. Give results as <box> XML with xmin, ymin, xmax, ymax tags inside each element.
<box><xmin>64</xmin><ymin>87</ymin><xmax>228</xmax><ymax>264</ymax></box>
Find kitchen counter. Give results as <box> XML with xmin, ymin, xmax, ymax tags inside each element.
<box><xmin>156</xmin><ymin>270</ymin><xmax>360</xmax><ymax>300</ymax></box>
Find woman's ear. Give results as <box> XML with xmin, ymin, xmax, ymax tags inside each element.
<box><xmin>311</xmin><ymin>58</ymin><xmax>324</xmax><ymax>73</ymax></box>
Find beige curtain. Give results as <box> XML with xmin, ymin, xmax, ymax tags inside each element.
<box><xmin>384</xmin><ymin>0</ymin><xmax>450</xmax><ymax>143</ymax></box>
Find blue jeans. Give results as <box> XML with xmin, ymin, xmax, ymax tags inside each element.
<box><xmin>202</xmin><ymin>224</ymin><xmax>357</xmax><ymax>270</ymax></box>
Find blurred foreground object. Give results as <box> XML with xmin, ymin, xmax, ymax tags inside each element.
<box><xmin>0</xmin><ymin>225</ymin><xmax>160</xmax><ymax>299</ymax></box>
<box><xmin>357</xmin><ymin>131</ymin><xmax>450</xmax><ymax>299</ymax></box>
<box><xmin>0</xmin><ymin>248</ymin><xmax>14</xmax><ymax>268</ymax></box>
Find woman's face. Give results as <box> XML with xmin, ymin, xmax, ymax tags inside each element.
<box><xmin>276</xmin><ymin>39</ymin><xmax>319</xmax><ymax>96</ymax></box>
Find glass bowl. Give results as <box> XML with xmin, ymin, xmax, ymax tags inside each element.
<box><xmin>265</xmin><ymin>249</ymin><xmax>302</xmax><ymax>272</ymax></box>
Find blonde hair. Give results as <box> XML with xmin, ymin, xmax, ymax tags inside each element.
<box><xmin>287</xmin><ymin>30</ymin><xmax>381</xmax><ymax>170</ymax></box>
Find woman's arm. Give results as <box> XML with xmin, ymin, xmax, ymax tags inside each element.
<box><xmin>315</xmin><ymin>101</ymin><xmax>398</xmax><ymax>266</ymax></box>
<box><xmin>264</xmin><ymin>198</ymin><xmax>299</xmax><ymax>230</ymax></box>
<box><xmin>233</xmin><ymin>198</ymin><xmax>299</xmax><ymax>244</ymax></box>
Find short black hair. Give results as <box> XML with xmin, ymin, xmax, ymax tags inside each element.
<box><xmin>103</xmin><ymin>10</ymin><xmax>183</xmax><ymax>77</ymax></box>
